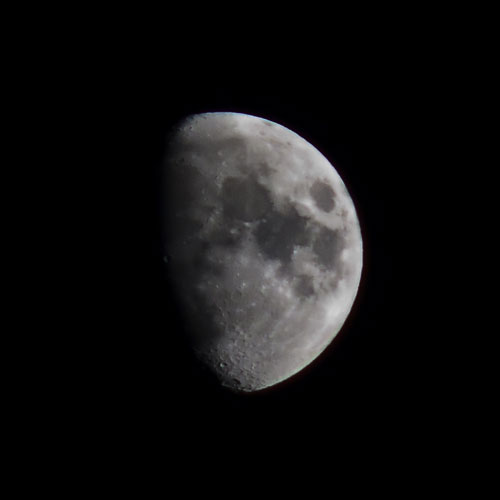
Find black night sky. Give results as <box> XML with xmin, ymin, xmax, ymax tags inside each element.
<box><xmin>137</xmin><ymin>78</ymin><xmax>415</xmax><ymax>442</ymax></box>
<box><xmin>17</xmin><ymin>13</ymin><xmax>482</xmax><ymax>491</ymax></box>
<box><xmin>78</xmin><ymin>59</ymin><xmax>455</xmax><ymax>473</ymax></box>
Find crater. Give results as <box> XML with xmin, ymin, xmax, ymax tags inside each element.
<box><xmin>310</xmin><ymin>180</ymin><xmax>336</xmax><ymax>212</ymax></box>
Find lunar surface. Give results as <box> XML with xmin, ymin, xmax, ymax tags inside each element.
<box><xmin>162</xmin><ymin>112</ymin><xmax>362</xmax><ymax>392</ymax></box>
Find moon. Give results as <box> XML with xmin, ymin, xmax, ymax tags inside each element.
<box><xmin>162</xmin><ymin>112</ymin><xmax>362</xmax><ymax>392</ymax></box>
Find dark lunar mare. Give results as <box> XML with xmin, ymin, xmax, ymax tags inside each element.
<box><xmin>164</xmin><ymin>157</ymin><xmax>347</xmax><ymax>305</ymax></box>
<box><xmin>310</xmin><ymin>180</ymin><xmax>336</xmax><ymax>212</ymax></box>
<box><xmin>255</xmin><ymin>205</ymin><xmax>312</xmax><ymax>264</ymax></box>
<box><xmin>312</xmin><ymin>226</ymin><xmax>344</xmax><ymax>270</ymax></box>
<box><xmin>222</xmin><ymin>175</ymin><xmax>273</xmax><ymax>222</ymax></box>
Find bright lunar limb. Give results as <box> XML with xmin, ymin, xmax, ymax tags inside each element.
<box><xmin>162</xmin><ymin>112</ymin><xmax>362</xmax><ymax>392</ymax></box>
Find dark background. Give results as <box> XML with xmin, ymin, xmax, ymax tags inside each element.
<box><xmin>67</xmin><ymin>62</ymin><xmax>455</xmax><ymax>475</ymax></box>
<box><xmin>125</xmin><ymin>77</ymin><xmax>421</xmax><ymax>446</ymax></box>
<box><xmin>14</xmin><ymin>15</ymin><xmax>484</xmax><ymax>490</ymax></box>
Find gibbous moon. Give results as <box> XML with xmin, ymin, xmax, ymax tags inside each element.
<box><xmin>162</xmin><ymin>112</ymin><xmax>362</xmax><ymax>392</ymax></box>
